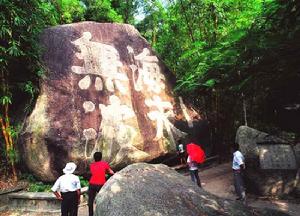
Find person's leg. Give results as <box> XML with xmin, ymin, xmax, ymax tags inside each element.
<box><xmin>88</xmin><ymin>185</ymin><xmax>97</xmax><ymax>216</ymax></box>
<box><xmin>61</xmin><ymin>199</ymin><xmax>67</xmax><ymax>216</ymax></box>
<box><xmin>69</xmin><ymin>191</ymin><xmax>79</xmax><ymax>216</ymax></box>
<box><xmin>233</xmin><ymin>172</ymin><xmax>240</xmax><ymax>198</ymax></box>
<box><xmin>234</xmin><ymin>171</ymin><xmax>245</xmax><ymax>200</ymax></box>
<box><xmin>88</xmin><ymin>184</ymin><xmax>102</xmax><ymax>216</ymax></box>
<box><xmin>194</xmin><ymin>170</ymin><xmax>202</xmax><ymax>187</ymax></box>
<box><xmin>237</xmin><ymin>172</ymin><xmax>246</xmax><ymax>201</ymax></box>
<box><xmin>233</xmin><ymin>171</ymin><xmax>242</xmax><ymax>198</ymax></box>
<box><xmin>190</xmin><ymin>170</ymin><xmax>196</xmax><ymax>182</ymax></box>
<box><xmin>61</xmin><ymin>193</ymin><xmax>70</xmax><ymax>216</ymax></box>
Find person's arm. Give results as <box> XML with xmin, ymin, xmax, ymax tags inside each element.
<box><xmin>77</xmin><ymin>189</ymin><xmax>81</xmax><ymax>205</ymax></box>
<box><xmin>237</xmin><ymin>153</ymin><xmax>245</xmax><ymax>170</ymax></box>
<box><xmin>106</xmin><ymin>162</ymin><xmax>115</xmax><ymax>175</ymax></box>
<box><xmin>75</xmin><ymin>176</ymin><xmax>81</xmax><ymax>205</ymax></box>
<box><xmin>53</xmin><ymin>191</ymin><xmax>63</xmax><ymax>200</ymax></box>
<box><xmin>187</xmin><ymin>155</ymin><xmax>192</xmax><ymax>167</ymax></box>
<box><xmin>51</xmin><ymin>178</ymin><xmax>62</xmax><ymax>200</ymax></box>
<box><xmin>108</xmin><ymin>168</ymin><xmax>114</xmax><ymax>175</ymax></box>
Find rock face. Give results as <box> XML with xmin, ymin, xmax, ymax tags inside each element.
<box><xmin>20</xmin><ymin>22</ymin><xmax>199</xmax><ymax>181</ymax></box>
<box><xmin>95</xmin><ymin>163</ymin><xmax>289</xmax><ymax>216</ymax></box>
<box><xmin>236</xmin><ymin>126</ymin><xmax>299</xmax><ymax>197</ymax></box>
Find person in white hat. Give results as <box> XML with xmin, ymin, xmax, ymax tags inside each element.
<box><xmin>51</xmin><ymin>162</ymin><xmax>81</xmax><ymax>216</ymax></box>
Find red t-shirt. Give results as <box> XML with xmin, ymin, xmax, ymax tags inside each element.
<box><xmin>89</xmin><ymin>161</ymin><xmax>110</xmax><ymax>185</ymax></box>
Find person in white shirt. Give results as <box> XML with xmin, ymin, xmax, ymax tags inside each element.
<box><xmin>232</xmin><ymin>143</ymin><xmax>246</xmax><ymax>202</ymax></box>
<box><xmin>187</xmin><ymin>155</ymin><xmax>201</xmax><ymax>187</ymax></box>
<box><xmin>177</xmin><ymin>139</ymin><xmax>186</xmax><ymax>165</ymax></box>
<box><xmin>51</xmin><ymin>162</ymin><xmax>81</xmax><ymax>216</ymax></box>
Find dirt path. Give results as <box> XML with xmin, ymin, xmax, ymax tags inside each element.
<box><xmin>198</xmin><ymin>162</ymin><xmax>300</xmax><ymax>216</ymax></box>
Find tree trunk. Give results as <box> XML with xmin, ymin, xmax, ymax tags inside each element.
<box><xmin>0</xmin><ymin>69</ymin><xmax>17</xmax><ymax>182</ymax></box>
<box><xmin>242</xmin><ymin>93</ymin><xmax>248</xmax><ymax>126</ymax></box>
<box><xmin>179</xmin><ymin>0</ymin><xmax>195</xmax><ymax>42</ymax></box>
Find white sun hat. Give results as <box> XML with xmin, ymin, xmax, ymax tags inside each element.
<box><xmin>63</xmin><ymin>162</ymin><xmax>77</xmax><ymax>174</ymax></box>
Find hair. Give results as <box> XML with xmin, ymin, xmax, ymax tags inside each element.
<box><xmin>233</xmin><ymin>143</ymin><xmax>239</xmax><ymax>151</ymax></box>
<box><xmin>94</xmin><ymin>152</ymin><xmax>102</xmax><ymax>162</ymax></box>
<box><xmin>187</xmin><ymin>135</ymin><xmax>196</xmax><ymax>144</ymax></box>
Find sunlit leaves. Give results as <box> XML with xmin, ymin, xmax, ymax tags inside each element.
<box><xmin>57</xmin><ymin>0</ymin><xmax>86</xmax><ymax>23</ymax></box>
<box><xmin>138</xmin><ymin>0</ymin><xmax>266</xmax><ymax>93</ymax></box>
<box><xmin>0</xmin><ymin>96</ymin><xmax>12</xmax><ymax>105</ymax></box>
<box><xmin>83</xmin><ymin>0</ymin><xmax>123</xmax><ymax>22</ymax></box>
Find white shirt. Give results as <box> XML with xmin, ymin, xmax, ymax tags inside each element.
<box><xmin>232</xmin><ymin>150</ymin><xmax>245</xmax><ymax>170</ymax></box>
<box><xmin>51</xmin><ymin>173</ymin><xmax>81</xmax><ymax>193</ymax></box>
<box><xmin>187</xmin><ymin>156</ymin><xmax>198</xmax><ymax>170</ymax></box>
<box><xmin>178</xmin><ymin>144</ymin><xmax>184</xmax><ymax>153</ymax></box>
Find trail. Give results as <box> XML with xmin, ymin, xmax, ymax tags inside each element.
<box><xmin>196</xmin><ymin>162</ymin><xmax>299</xmax><ymax>216</ymax></box>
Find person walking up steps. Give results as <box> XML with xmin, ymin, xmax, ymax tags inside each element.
<box><xmin>187</xmin><ymin>154</ymin><xmax>202</xmax><ymax>187</ymax></box>
<box><xmin>51</xmin><ymin>162</ymin><xmax>81</xmax><ymax>216</ymax></box>
<box><xmin>186</xmin><ymin>141</ymin><xmax>206</xmax><ymax>188</ymax></box>
<box><xmin>88</xmin><ymin>152</ymin><xmax>114</xmax><ymax>216</ymax></box>
<box><xmin>232</xmin><ymin>143</ymin><xmax>246</xmax><ymax>204</ymax></box>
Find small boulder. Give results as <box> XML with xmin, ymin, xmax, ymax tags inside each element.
<box><xmin>236</xmin><ymin>126</ymin><xmax>298</xmax><ymax>197</ymax></box>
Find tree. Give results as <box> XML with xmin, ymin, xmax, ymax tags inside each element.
<box><xmin>53</xmin><ymin>0</ymin><xmax>86</xmax><ymax>23</ymax></box>
<box><xmin>138</xmin><ymin>0</ymin><xmax>300</xmax><ymax>149</ymax></box>
<box><xmin>83</xmin><ymin>0</ymin><xmax>123</xmax><ymax>22</ymax></box>
<box><xmin>111</xmin><ymin>0</ymin><xmax>140</xmax><ymax>24</ymax></box>
<box><xmin>0</xmin><ymin>0</ymin><xmax>57</xmax><ymax>181</ymax></box>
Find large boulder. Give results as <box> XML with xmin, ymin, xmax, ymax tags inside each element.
<box><xmin>95</xmin><ymin>163</ymin><xmax>289</xmax><ymax>216</ymax></box>
<box><xmin>19</xmin><ymin>22</ymin><xmax>203</xmax><ymax>181</ymax></box>
<box><xmin>235</xmin><ymin>126</ymin><xmax>299</xmax><ymax>197</ymax></box>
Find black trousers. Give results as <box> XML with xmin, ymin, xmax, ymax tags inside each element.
<box><xmin>190</xmin><ymin>169</ymin><xmax>202</xmax><ymax>187</ymax></box>
<box><xmin>233</xmin><ymin>170</ymin><xmax>246</xmax><ymax>199</ymax></box>
<box><xmin>61</xmin><ymin>191</ymin><xmax>78</xmax><ymax>216</ymax></box>
<box><xmin>88</xmin><ymin>184</ymin><xmax>102</xmax><ymax>216</ymax></box>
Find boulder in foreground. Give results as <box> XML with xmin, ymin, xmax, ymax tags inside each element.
<box><xmin>95</xmin><ymin>163</ymin><xmax>289</xmax><ymax>216</ymax></box>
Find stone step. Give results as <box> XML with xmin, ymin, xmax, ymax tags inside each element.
<box><xmin>7</xmin><ymin>187</ymin><xmax>88</xmax><ymax>213</ymax></box>
<box><xmin>0</xmin><ymin>183</ymin><xmax>27</xmax><ymax>211</ymax></box>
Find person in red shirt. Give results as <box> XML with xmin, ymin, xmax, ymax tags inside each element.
<box><xmin>88</xmin><ymin>152</ymin><xmax>114</xmax><ymax>216</ymax></box>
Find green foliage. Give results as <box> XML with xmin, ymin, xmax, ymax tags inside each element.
<box><xmin>27</xmin><ymin>182</ymin><xmax>52</xmax><ymax>192</ymax></box>
<box><xmin>46</xmin><ymin>0</ymin><xmax>144</xmax><ymax>24</ymax></box>
<box><xmin>0</xmin><ymin>95</ymin><xmax>12</xmax><ymax>105</ymax></box>
<box><xmin>0</xmin><ymin>0</ymin><xmax>57</xmax><ymax>95</ymax></box>
<box><xmin>21</xmin><ymin>81</ymin><xmax>38</xmax><ymax>99</ymax></box>
<box><xmin>21</xmin><ymin>174</ymin><xmax>52</xmax><ymax>192</ymax></box>
<box><xmin>111</xmin><ymin>0</ymin><xmax>140</xmax><ymax>24</ymax></box>
<box><xmin>137</xmin><ymin>0</ymin><xmax>300</xmax><ymax>145</ymax></box>
<box><xmin>138</xmin><ymin>0</ymin><xmax>265</xmax><ymax>92</ymax></box>
<box><xmin>0</xmin><ymin>0</ymin><xmax>58</xmax><ymax>174</ymax></box>
<box><xmin>82</xmin><ymin>0</ymin><xmax>122</xmax><ymax>22</ymax></box>
<box><xmin>79</xmin><ymin>175</ymin><xmax>89</xmax><ymax>187</ymax></box>
<box><xmin>56</xmin><ymin>0</ymin><xmax>86</xmax><ymax>23</ymax></box>
<box><xmin>7</xmin><ymin>147</ymin><xmax>19</xmax><ymax>163</ymax></box>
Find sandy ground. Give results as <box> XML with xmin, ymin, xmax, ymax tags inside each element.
<box><xmin>1</xmin><ymin>162</ymin><xmax>299</xmax><ymax>216</ymax></box>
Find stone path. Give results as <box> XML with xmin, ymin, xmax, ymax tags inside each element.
<box><xmin>1</xmin><ymin>162</ymin><xmax>299</xmax><ymax>216</ymax></box>
<box><xmin>198</xmin><ymin>162</ymin><xmax>300</xmax><ymax>216</ymax></box>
